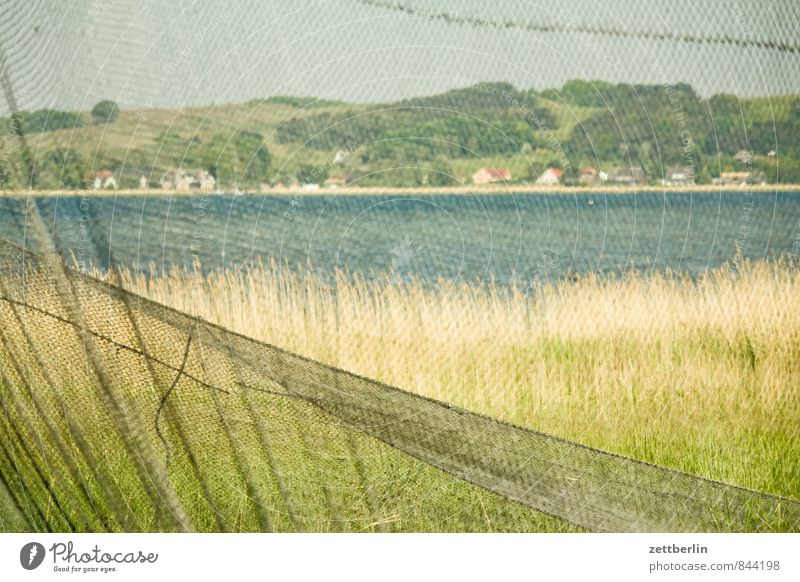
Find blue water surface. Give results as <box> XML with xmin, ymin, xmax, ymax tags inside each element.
<box><xmin>1</xmin><ymin>191</ymin><xmax>799</xmax><ymax>286</ymax></box>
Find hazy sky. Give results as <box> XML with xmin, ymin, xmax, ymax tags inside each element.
<box><xmin>1</xmin><ymin>0</ymin><xmax>799</xmax><ymax>114</ymax></box>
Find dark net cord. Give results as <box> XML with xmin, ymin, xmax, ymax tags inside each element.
<box><xmin>0</xmin><ymin>0</ymin><xmax>798</xmax><ymax>535</ymax></box>
<box><xmin>356</xmin><ymin>0</ymin><xmax>800</xmax><ymax>54</ymax></box>
<box><xmin>0</xmin><ymin>233</ymin><xmax>798</xmax><ymax>533</ymax></box>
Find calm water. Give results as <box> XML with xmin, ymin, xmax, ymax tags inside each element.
<box><xmin>2</xmin><ymin>191</ymin><xmax>799</xmax><ymax>285</ymax></box>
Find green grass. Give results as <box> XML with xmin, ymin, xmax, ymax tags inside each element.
<box><xmin>113</xmin><ymin>257</ymin><xmax>800</xmax><ymax>505</ymax></box>
<box><xmin>1</xmin><ymin>257</ymin><xmax>798</xmax><ymax>532</ymax></box>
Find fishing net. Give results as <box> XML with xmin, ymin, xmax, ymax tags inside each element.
<box><xmin>0</xmin><ymin>215</ymin><xmax>798</xmax><ymax>532</ymax></box>
<box><xmin>0</xmin><ymin>1</ymin><xmax>799</xmax><ymax>533</ymax></box>
<box><xmin>1</xmin><ymin>0</ymin><xmax>799</xmax><ymax>113</ymax></box>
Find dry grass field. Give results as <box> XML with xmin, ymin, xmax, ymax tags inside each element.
<box><xmin>104</xmin><ymin>257</ymin><xmax>800</xmax><ymax>502</ymax></box>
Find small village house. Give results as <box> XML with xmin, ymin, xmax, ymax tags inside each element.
<box><xmin>324</xmin><ymin>177</ymin><xmax>346</xmax><ymax>189</ymax></box>
<box><xmin>160</xmin><ymin>168</ymin><xmax>216</xmax><ymax>191</ymax></box>
<box><xmin>198</xmin><ymin>171</ymin><xmax>216</xmax><ymax>191</ymax></box>
<box><xmin>579</xmin><ymin>167</ymin><xmax>599</xmax><ymax>185</ymax></box>
<box><xmin>472</xmin><ymin>167</ymin><xmax>511</xmax><ymax>185</ymax></box>
<box><xmin>608</xmin><ymin>166</ymin><xmax>648</xmax><ymax>185</ymax></box>
<box><xmin>719</xmin><ymin>171</ymin><xmax>766</xmax><ymax>186</ymax></box>
<box><xmin>138</xmin><ymin>175</ymin><xmax>148</xmax><ymax>189</ymax></box>
<box><xmin>536</xmin><ymin>167</ymin><xmax>563</xmax><ymax>186</ymax></box>
<box><xmin>662</xmin><ymin>166</ymin><xmax>695</xmax><ymax>186</ymax></box>
<box><xmin>93</xmin><ymin>170</ymin><xmax>117</xmax><ymax>189</ymax></box>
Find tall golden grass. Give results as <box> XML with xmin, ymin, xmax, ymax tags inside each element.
<box><xmin>103</xmin><ymin>259</ymin><xmax>800</xmax><ymax>498</ymax></box>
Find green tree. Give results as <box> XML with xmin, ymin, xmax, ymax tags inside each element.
<box><xmin>236</xmin><ymin>131</ymin><xmax>271</xmax><ymax>183</ymax></box>
<box><xmin>558</xmin><ymin>79</ymin><xmax>613</xmax><ymax>107</ymax></box>
<box><xmin>203</xmin><ymin>131</ymin><xmax>271</xmax><ymax>185</ymax></box>
<box><xmin>35</xmin><ymin>148</ymin><xmax>86</xmax><ymax>189</ymax></box>
<box><xmin>427</xmin><ymin>160</ymin><xmax>455</xmax><ymax>186</ymax></box>
<box><xmin>0</xmin><ymin>109</ymin><xmax>84</xmax><ymax>134</ymax></box>
<box><xmin>296</xmin><ymin>163</ymin><xmax>327</xmax><ymax>185</ymax></box>
<box><xmin>91</xmin><ymin>100</ymin><xmax>120</xmax><ymax>124</ymax></box>
<box><xmin>0</xmin><ymin>158</ymin><xmax>13</xmax><ymax>189</ymax></box>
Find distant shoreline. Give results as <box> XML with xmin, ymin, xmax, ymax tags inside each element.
<box><xmin>4</xmin><ymin>183</ymin><xmax>800</xmax><ymax>197</ymax></box>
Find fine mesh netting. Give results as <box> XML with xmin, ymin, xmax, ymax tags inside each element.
<box><xmin>0</xmin><ymin>212</ymin><xmax>798</xmax><ymax>532</ymax></box>
<box><xmin>1</xmin><ymin>0</ymin><xmax>799</xmax><ymax>111</ymax></box>
<box><xmin>0</xmin><ymin>1</ymin><xmax>799</xmax><ymax>533</ymax></box>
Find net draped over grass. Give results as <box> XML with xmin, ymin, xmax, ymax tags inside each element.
<box><xmin>117</xmin><ymin>255</ymin><xmax>800</xmax><ymax>500</ymax></box>
<box><xmin>0</xmin><ymin>236</ymin><xmax>798</xmax><ymax>532</ymax></box>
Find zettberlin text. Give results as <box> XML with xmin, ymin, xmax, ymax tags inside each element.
<box><xmin>649</xmin><ymin>544</ymin><xmax>708</xmax><ymax>554</ymax></box>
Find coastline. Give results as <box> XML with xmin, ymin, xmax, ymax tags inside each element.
<box><xmin>3</xmin><ymin>183</ymin><xmax>800</xmax><ymax>197</ymax></box>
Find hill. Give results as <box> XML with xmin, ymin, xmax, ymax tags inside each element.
<box><xmin>1</xmin><ymin>81</ymin><xmax>799</xmax><ymax>190</ymax></box>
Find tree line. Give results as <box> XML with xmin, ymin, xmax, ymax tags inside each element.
<box><xmin>2</xmin><ymin>82</ymin><xmax>800</xmax><ymax>190</ymax></box>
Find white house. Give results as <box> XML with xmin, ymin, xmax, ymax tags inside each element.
<box><xmin>198</xmin><ymin>171</ymin><xmax>216</xmax><ymax>191</ymax></box>
<box><xmin>160</xmin><ymin>168</ymin><xmax>216</xmax><ymax>191</ymax></box>
<box><xmin>662</xmin><ymin>166</ymin><xmax>695</xmax><ymax>186</ymax></box>
<box><xmin>536</xmin><ymin>167</ymin><xmax>563</xmax><ymax>185</ymax></box>
<box><xmin>93</xmin><ymin>170</ymin><xmax>117</xmax><ymax>189</ymax></box>
<box><xmin>472</xmin><ymin>167</ymin><xmax>511</xmax><ymax>185</ymax></box>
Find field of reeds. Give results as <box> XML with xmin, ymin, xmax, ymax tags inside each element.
<box><xmin>2</xmin><ymin>251</ymin><xmax>799</xmax><ymax>533</ymax></box>
<box><xmin>104</xmin><ymin>257</ymin><xmax>800</xmax><ymax>504</ymax></box>
<box><xmin>1</xmin><ymin>252</ymin><xmax>584</xmax><ymax>533</ymax></box>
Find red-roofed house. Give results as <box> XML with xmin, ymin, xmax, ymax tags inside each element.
<box><xmin>324</xmin><ymin>177</ymin><xmax>346</xmax><ymax>189</ymax></box>
<box><xmin>579</xmin><ymin>167</ymin><xmax>599</xmax><ymax>185</ymax></box>
<box><xmin>93</xmin><ymin>170</ymin><xmax>117</xmax><ymax>189</ymax></box>
<box><xmin>536</xmin><ymin>167</ymin><xmax>563</xmax><ymax>185</ymax></box>
<box><xmin>473</xmin><ymin>167</ymin><xmax>512</xmax><ymax>185</ymax></box>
